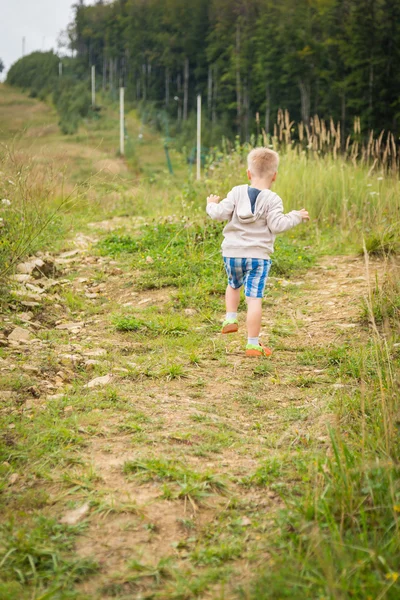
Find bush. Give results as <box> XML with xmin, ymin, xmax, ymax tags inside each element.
<box><xmin>53</xmin><ymin>78</ymin><xmax>91</xmax><ymax>134</ymax></box>
<box><xmin>6</xmin><ymin>51</ymin><xmax>58</xmax><ymax>97</ymax></box>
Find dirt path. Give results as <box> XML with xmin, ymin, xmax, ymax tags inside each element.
<box><xmin>1</xmin><ymin>222</ymin><xmax>383</xmax><ymax>598</ymax></box>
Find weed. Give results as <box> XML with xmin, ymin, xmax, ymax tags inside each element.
<box><xmin>191</xmin><ymin>541</ymin><xmax>243</xmax><ymax>566</ymax></box>
<box><xmin>361</xmin><ymin>275</ymin><xmax>400</xmax><ymax>328</ymax></box>
<box><xmin>0</xmin><ymin>516</ymin><xmax>98</xmax><ymax>595</ymax></box>
<box><xmin>123</xmin><ymin>457</ymin><xmax>227</xmax><ymax>504</ymax></box>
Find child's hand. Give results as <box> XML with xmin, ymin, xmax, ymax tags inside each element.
<box><xmin>207</xmin><ymin>194</ymin><xmax>220</xmax><ymax>204</ymax></box>
<box><xmin>298</xmin><ymin>208</ymin><xmax>310</xmax><ymax>221</ymax></box>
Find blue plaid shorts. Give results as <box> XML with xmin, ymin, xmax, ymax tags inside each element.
<box><xmin>223</xmin><ymin>257</ymin><xmax>272</xmax><ymax>298</ymax></box>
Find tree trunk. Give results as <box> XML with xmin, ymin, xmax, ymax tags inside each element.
<box><xmin>298</xmin><ymin>79</ymin><xmax>310</xmax><ymax>124</ymax></box>
<box><xmin>368</xmin><ymin>62</ymin><xmax>373</xmax><ymax>129</ymax></box>
<box><xmin>147</xmin><ymin>61</ymin><xmax>151</xmax><ymax>99</ymax></box>
<box><xmin>243</xmin><ymin>80</ymin><xmax>249</xmax><ymax>142</ymax></box>
<box><xmin>207</xmin><ymin>66</ymin><xmax>212</xmax><ymax>117</ymax></box>
<box><xmin>183</xmin><ymin>57</ymin><xmax>189</xmax><ymax>121</ymax></box>
<box><xmin>341</xmin><ymin>90</ymin><xmax>346</xmax><ymax>149</ymax></box>
<box><xmin>212</xmin><ymin>65</ymin><xmax>218</xmax><ymax>124</ymax></box>
<box><xmin>103</xmin><ymin>54</ymin><xmax>107</xmax><ymax>92</ymax></box>
<box><xmin>236</xmin><ymin>24</ymin><xmax>242</xmax><ymax>138</ymax></box>
<box><xmin>142</xmin><ymin>63</ymin><xmax>146</xmax><ymax>102</ymax></box>
<box><xmin>177</xmin><ymin>73</ymin><xmax>182</xmax><ymax>123</ymax></box>
<box><xmin>109</xmin><ymin>57</ymin><xmax>113</xmax><ymax>93</ymax></box>
<box><xmin>314</xmin><ymin>78</ymin><xmax>319</xmax><ymax>116</ymax></box>
<box><xmin>114</xmin><ymin>58</ymin><xmax>118</xmax><ymax>91</ymax></box>
<box><xmin>165</xmin><ymin>67</ymin><xmax>170</xmax><ymax>106</ymax></box>
<box><xmin>136</xmin><ymin>77</ymin><xmax>140</xmax><ymax>101</ymax></box>
<box><xmin>265</xmin><ymin>83</ymin><xmax>271</xmax><ymax>134</ymax></box>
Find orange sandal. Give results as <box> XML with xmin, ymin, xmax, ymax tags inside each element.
<box><xmin>245</xmin><ymin>343</ymin><xmax>273</xmax><ymax>357</ymax></box>
<box><xmin>221</xmin><ymin>319</ymin><xmax>238</xmax><ymax>334</ymax></box>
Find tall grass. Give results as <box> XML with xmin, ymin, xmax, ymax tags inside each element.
<box><xmin>205</xmin><ymin>131</ymin><xmax>400</xmax><ymax>252</ymax></box>
<box><xmin>0</xmin><ymin>143</ymin><xmax>89</xmax><ymax>280</ymax></box>
<box><xmin>245</xmin><ymin>252</ymin><xmax>400</xmax><ymax>599</ymax></box>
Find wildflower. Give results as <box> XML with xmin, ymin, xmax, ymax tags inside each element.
<box><xmin>385</xmin><ymin>572</ymin><xmax>399</xmax><ymax>582</ymax></box>
<box><xmin>1</xmin><ymin>199</ymin><xmax>11</xmax><ymax>206</ymax></box>
<box><xmin>377</xmin><ymin>176</ymin><xmax>384</xmax><ymax>181</ymax></box>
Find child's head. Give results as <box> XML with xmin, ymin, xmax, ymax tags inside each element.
<box><xmin>247</xmin><ymin>147</ymin><xmax>279</xmax><ymax>184</ymax></box>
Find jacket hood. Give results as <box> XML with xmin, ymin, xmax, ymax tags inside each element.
<box><xmin>236</xmin><ymin>188</ymin><xmax>272</xmax><ymax>223</ymax></box>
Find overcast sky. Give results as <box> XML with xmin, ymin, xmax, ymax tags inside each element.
<box><xmin>0</xmin><ymin>0</ymin><xmax>96</xmax><ymax>80</ymax></box>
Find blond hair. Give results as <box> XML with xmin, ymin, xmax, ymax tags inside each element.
<box><xmin>247</xmin><ymin>147</ymin><xmax>279</xmax><ymax>178</ymax></box>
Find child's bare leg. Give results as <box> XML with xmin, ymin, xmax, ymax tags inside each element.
<box><xmin>246</xmin><ymin>297</ymin><xmax>262</xmax><ymax>339</ymax></box>
<box><xmin>225</xmin><ymin>285</ymin><xmax>240</xmax><ymax>313</ymax></box>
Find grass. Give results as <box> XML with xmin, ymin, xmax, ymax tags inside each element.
<box><xmin>123</xmin><ymin>457</ymin><xmax>228</xmax><ymax>502</ymax></box>
<box><xmin>0</xmin><ymin>84</ymin><xmax>399</xmax><ymax>599</ymax></box>
<box><xmin>0</xmin><ymin>516</ymin><xmax>98</xmax><ymax>599</ymax></box>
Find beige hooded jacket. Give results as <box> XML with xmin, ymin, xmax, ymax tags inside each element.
<box><xmin>206</xmin><ymin>184</ymin><xmax>303</xmax><ymax>260</ymax></box>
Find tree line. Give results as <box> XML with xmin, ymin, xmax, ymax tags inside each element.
<box><xmin>68</xmin><ymin>0</ymin><xmax>400</xmax><ymax>139</ymax></box>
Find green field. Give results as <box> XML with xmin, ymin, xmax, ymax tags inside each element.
<box><xmin>0</xmin><ymin>84</ymin><xmax>400</xmax><ymax>600</ymax></box>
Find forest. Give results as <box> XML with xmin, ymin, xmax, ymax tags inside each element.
<box><xmin>67</xmin><ymin>0</ymin><xmax>400</xmax><ymax>139</ymax></box>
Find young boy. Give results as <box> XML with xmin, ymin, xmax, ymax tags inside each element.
<box><xmin>206</xmin><ymin>147</ymin><xmax>309</xmax><ymax>357</ymax></box>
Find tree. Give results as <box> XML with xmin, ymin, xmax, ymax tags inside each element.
<box><xmin>7</xmin><ymin>0</ymin><xmax>400</xmax><ymax>140</ymax></box>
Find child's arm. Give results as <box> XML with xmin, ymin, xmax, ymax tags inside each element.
<box><xmin>267</xmin><ymin>195</ymin><xmax>309</xmax><ymax>233</ymax></box>
<box><xmin>206</xmin><ymin>190</ymin><xmax>236</xmax><ymax>221</ymax></box>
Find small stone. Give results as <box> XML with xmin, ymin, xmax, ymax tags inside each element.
<box><xmin>25</xmin><ymin>283</ymin><xmax>45</xmax><ymax>295</ymax></box>
<box><xmin>84</xmin><ymin>359</ymin><xmax>101</xmax><ymax>370</ymax></box>
<box><xmin>16</xmin><ymin>261</ymin><xmax>36</xmax><ymax>275</ymax></box>
<box><xmin>138</xmin><ymin>298</ymin><xmax>151</xmax><ymax>305</ymax></box>
<box><xmin>64</xmin><ymin>405</ymin><xmax>74</xmax><ymax>414</ymax></box>
<box><xmin>59</xmin><ymin>249</ymin><xmax>80</xmax><ymax>259</ymax></box>
<box><xmin>60</xmin><ymin>502</ymin><xmax>90</xmax><ymax>525</ymax></box>
<box><xmin>184</xmin><ymin>308</ymin><xmax>196</xmax><ymax>316</ymax></box>
<box><xmin>20</xmin><ymin>301</ymin><xmax>41</xmax><ymax>308</ymax></box>
<box><xmin>59</xmin><ymin>354</ymin><xmax>82</xmax><ymax>366</ymax></box>
<box><xmin>24</xmin><ymin>400</ymin><xmax>34</xmax><ymax>410</ymax></box>
<box><xmin>8</xmin><ymin>327</ymin><xmax>31</xmax><ymax>343</ymax></box>
<box><xmin>9</xmin><ymin>473</ymin><xmax>19</xmax><ymax>485</ymax></box>
<box><xmin>1</xmin><ymin>391</ymin><xmax>15</xmax><ymax>399</ymax></box>
<box><xmin>22</xmin><ymin>365</ymin><xmax>40</xmax><ymax>374</ymax></box>
<box><xmin>12</xmin><ymin>274</ymin><xmax>31</xmax><ymax>283</ymax></box>
<box><xmin>241</xmin><ymin>516</ymin><xmax>252</xmax><ymax>526</ymax></box>
<box><xmin>85</xmin><ymin>293</ymin><xmax>98</xmax><ymax>299</ymax></box>
<box><xmin>145</xmin><ymin>256</ymin><xmax>154</xmax><ymax>264</ymax></box>
<box><xmin>83</xmin><ymin>348</ymin><xmax>107</xmax><ymax>357</ymax></box>
<box><xmin>85</xmin><ymin>374</ymin><xmax>113</xmax><ymax>388</ymax></box>
<box><xmin>56</xmin><ymin>322</ymin><xmax>84</xmax><ymax>331</ymax></box>
<box><xmin>111</xmin><ymin>267</ymin><xmax>123</xmax><ymax>275</ymax></box>
<box><xmin>17</xmin><ymin>312</ymin><xmax>34</xmax><ymax>322</ymax></box>
<box><xmin>47</xmin><ymin>393</ymin><xmax>64</xmax><ymax>400</ymax></box>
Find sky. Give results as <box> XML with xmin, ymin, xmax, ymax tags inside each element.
<box><xmin>0</xmin><ymin>0</ymin><xmax>96</xmax><ymax>80</ymax></box>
